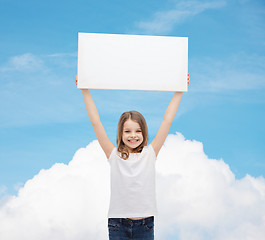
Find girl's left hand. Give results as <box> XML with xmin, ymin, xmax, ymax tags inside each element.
<box><xmin>187</xmin><ymin>73</ymin><xmax>190</xmax><ymax>86</ymax></box>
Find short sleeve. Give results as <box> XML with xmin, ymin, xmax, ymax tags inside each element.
<box><xmin>148</xmin><ymin>144</ymin><xmax>157</xmax><ymax>161</ymax></box>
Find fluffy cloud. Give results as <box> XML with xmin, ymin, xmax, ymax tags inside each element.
<box><xmin>0</xmin><ymin>53</ymin><xmax>77</xmax><ymax>73</ymax></box>
<box><xmin>190</xmin><ymin>53</ymin><xmax>265</xmax><ymax>93</ymax></box>
<box><xmin>0</xmin><ymin>140</ymin><xmax>110</xmax><ymax>240</ymax></box>
<box><xmin>156</xmin><ymin>133</ymin><xmax>265</xmax><ymax>239</ymax></box>
<box><xmin>0</xmin><ymin>52</ymin><xmax>81</xmax><ymax>127</ymax></box>
<box><xmin>0</xmin><ymin>53</ymin><xmax>46</xmax><ymax>72</ymax></box>
<box><xmin>0</xmin><ymin>133</ymin><xmax>264</xmax><ymax>240</ymax></box>
<box><xmin>133</xmin><ymin>0</ymin><xmax>226</xmax><ymax>34</ymax></box>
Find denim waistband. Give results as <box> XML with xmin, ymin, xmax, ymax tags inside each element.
<box><xmin>109</xmin><ymin>216</ymin><xmax>154</xmax><ymax>225</ymax></box>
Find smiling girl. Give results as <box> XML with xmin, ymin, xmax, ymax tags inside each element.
<box><xmin>75</xmin><ymin>74</ymin><xmax>190</xmax><ymax>239</ymax></box>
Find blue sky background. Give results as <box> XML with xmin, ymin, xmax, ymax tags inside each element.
<box><xmin>0</xmin><ymin>0</ymin><xmax>264</xmax><ymax>197</ymax></box>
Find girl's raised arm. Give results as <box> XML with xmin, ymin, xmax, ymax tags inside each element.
<box><xmin>75</xmin><ymin>75</ymin><xmax>115</xmax><ymax>158</ymax></box>
<box><xmin>151</xmin><ymin>73</ymin><xmax>190</xmax><ymax>157</ymax></box>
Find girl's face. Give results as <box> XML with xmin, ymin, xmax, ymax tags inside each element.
<box><xmin>122</xmin><ymin>119</ymin><xmax>143</xmax><ymax>152</ymax></box>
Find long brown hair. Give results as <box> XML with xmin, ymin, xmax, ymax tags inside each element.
<box><xmin>116</xmin><ymin>111</ymin><xmax>148</xmax><ymax>160</ymax></box>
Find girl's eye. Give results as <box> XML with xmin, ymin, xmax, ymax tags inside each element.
<box><xmin>124</xmin><ymin>130</ymin><xmax>141</xmax><ymax>133</ymax></box>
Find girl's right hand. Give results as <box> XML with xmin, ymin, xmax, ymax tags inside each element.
<box><xmin>75</xmin><ymin>75</ymin><xmax>88</xmax><ymax>91</ymax></box>
<box><xmin>75</xmin><ymin>75</ymin><xmax>78</xmax><ymax>86</ymax></box>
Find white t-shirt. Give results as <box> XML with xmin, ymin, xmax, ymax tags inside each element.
<box><xmin>107</xmin><ymin>144</ymin><xmax>158</xmax><ymax>218</ymax></box>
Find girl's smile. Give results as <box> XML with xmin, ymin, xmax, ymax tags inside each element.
<box><xmin>122</xmin><ymin>119</ymin><xmax>143</xmax><ymax>152</ymax></box>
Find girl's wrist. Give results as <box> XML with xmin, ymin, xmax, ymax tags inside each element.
<box><xmin>81</xmin><ymin>89</ymin><xmax>89</xmax><ymax>92</ymax></box>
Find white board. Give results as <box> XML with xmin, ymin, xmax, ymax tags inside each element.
<box><xmin>78</xmin><ymin>32</ymin><xmax>188</xmax><ymax>91</ymax></box>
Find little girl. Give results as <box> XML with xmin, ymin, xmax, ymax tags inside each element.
<box><xmin>75</xmin><ymin>74</ymin><xmax>190</xmax><ymax>240</ymax></box>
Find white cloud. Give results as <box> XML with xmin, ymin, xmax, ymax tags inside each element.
<box><xmin>0</xmin><ymin>52</ymin><xmax>81</xmax><ymax>127</ymax></box>
<box><xmin>0</xmin><ymin>140</ymin><xmax>110</xmax><ymax>240</ymax></box>
<box><xmin>0</xmin><ymin>133</ymin><xmax>264</xmax><ymax>239</ymax></box>
<box><xmin>0</xmin><ymin>52</ymin><xmax>77</xmax><ymax>74</ymax></box>
<box><xmin>43</xmin><ymin>52</ymin><xmax>78</xmax><ymax>68</ymax></box>
<box><xmin>0</xmin><ymin>185</ymin><xmax>7</xmax><ymax>196</ymax></box>
<box><xmin>0</xmin><ymin>53</ymin><xmax>46</xmax><ymax>72</ymax></box>
<box><xmin>156</xmin><ymin>133</ymin><xmax>265</xmax><ymax>239</ymax></box>
<box><xmin>45</xmin><ymin>53</ymin><xmax>77</xmax><ymax>58</ymax></box>
<box><xmin>133</xmin><ymin>0</ymin><xmax>226</xmax><ymax>34</ymax></box>
<box><xmin>190</xmin><ymin>53</ymin><xmax>265</xmax><ymax>92</ymax></box>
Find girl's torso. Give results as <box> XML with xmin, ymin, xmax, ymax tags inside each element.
<box><xmin>108</xmin><ymin>146</ymin><xmax>157</xmax><ymax>219</ymax></box>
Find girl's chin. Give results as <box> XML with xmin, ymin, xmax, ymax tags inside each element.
<box><xmin>127</xmin><ymin>144</ymin><xmax>138</xmax><ymax>149</ymax></box>
<box><xmin>125</xmin><ymin>142</ymin><xmax>141</xmax><ymax>149</ymax></box>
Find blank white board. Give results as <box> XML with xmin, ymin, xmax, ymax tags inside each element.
<box><xmin>78</xmin><ymin>32</ymin><xmax>188</xmax><ymax>91</ymax></box>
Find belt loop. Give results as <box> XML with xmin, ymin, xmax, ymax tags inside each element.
<box><xmin>143</xmin><ymin>218</ymin><xmax>145</xmax><ymax>225</ymax></box>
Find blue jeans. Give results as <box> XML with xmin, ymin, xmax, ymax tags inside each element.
<box><xmin>108</xmin><ymin>216</ymin><xmax>154</xmax><ymax>240</ymax></box>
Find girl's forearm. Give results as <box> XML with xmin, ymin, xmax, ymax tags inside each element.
<box><xmin>163</xmin><ymin>92</ymin><xmax>183</xmax><ymax>123</ymax></box>
<box><xmin>81</xmin><ymin>89</ymin><xmax>101</xmax><ymax>125</ymax></box>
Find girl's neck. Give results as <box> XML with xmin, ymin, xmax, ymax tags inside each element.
<box><xmin>128</xmin><ymin>149</ymin><xmax>138</xmax><ymax>154</ymax></box>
